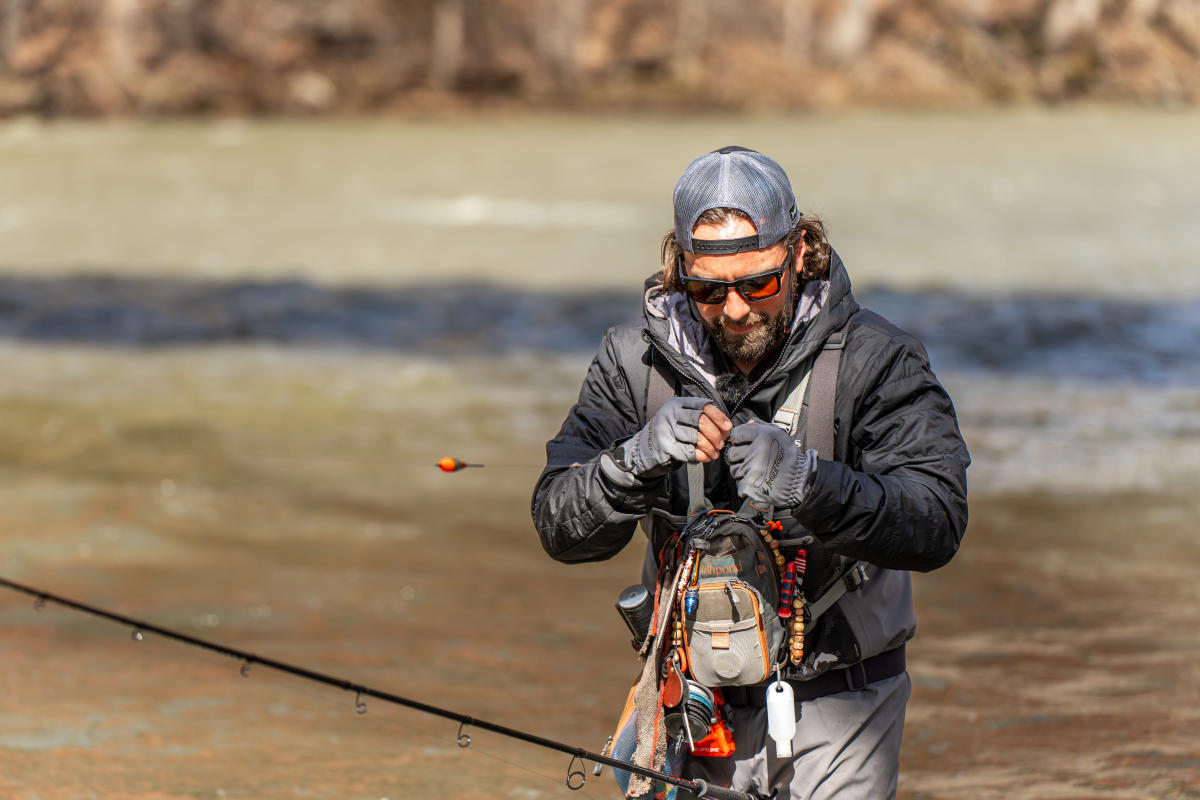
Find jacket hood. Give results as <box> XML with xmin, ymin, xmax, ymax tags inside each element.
<box><xmin>642</xmin><ymin>249</ymin><xmax>859</xmax><ymax>400</ymax></box>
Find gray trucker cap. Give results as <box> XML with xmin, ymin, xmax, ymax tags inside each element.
<box><xmin>673</xmin><ymin>146</ymin><xmax>800</xmax><ymax>255</ymax></box>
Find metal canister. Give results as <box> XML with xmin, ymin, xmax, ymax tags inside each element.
<box><xmin>615</xmin><ymin>584</ymin><xmax>654</xmax><ymax>646</ymax></box>
<box><xmin>664</xmin><ymin>681</ymin><xmax>716</xmax><ymax>745</ymax></box>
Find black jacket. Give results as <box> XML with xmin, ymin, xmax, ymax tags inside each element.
<box><xmin>532</xmin><ymin>252</ymin><xmax>969</xmax><ymax>676</ymax></box>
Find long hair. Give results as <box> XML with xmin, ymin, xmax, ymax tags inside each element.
<box><xmin>659</xmin><ymin>208</ymin><xmax>831</xmax><ymax>292</ymax></box>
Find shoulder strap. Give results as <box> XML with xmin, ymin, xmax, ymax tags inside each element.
<box><xmin>805</xmin><ymin>331</ymin><xmax>844</xmax><ymax>459</ymax></box>
<box><xmin>769</xmin><ymin>330</ymin><xmax>845</xmax><ymax>455</ymax></box>
<box><xmin>801</xmin><ymin>329</ymin><xmax>868</xmax><ymax>616</ymax></box>
<box><xmin>649</xmin><ymin>359</ymin><xmax>712</xmax><ymax>517</ymax></box>
<box><xmin>770</xmin><ymin>368</ymin><xmax>812</xmax><ymax>436</ymax></box>
<box><xmin>686</xmin><ymin>463</ymin><xmax>711</xmax><ymax>516</ymax></box>
<box><xmin>645</xmin><ymin>359</ymin><xmax>674</xmax><ymax>425</ymax></box>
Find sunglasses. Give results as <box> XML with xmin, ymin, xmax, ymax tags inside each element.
<box><xmin>678</xmin><ymin>247</ymin><xmax>794</xmax><ymax>305</ymax></box>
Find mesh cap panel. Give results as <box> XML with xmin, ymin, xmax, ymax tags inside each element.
<box><xmin>673</xmin><ymin>146</ymin><xmax>800</xmax><ymax>254</ymax></box>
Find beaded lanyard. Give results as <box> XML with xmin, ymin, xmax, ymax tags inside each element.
<box><xmin>760</xmin><ymin>520</ymin><xmax>808</xmax><ymax>667</ymax></box>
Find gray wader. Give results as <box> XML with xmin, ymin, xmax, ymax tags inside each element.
<box><xmin>677</xmin><ymin>671</ymin><xmax>910</xmax><ymax>800</ymax></box>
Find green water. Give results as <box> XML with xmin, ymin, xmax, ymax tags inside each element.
<box><xmin>1</xmin><ymin>109</ymin><xmax>1197</xmax><ymax>296</ymax></box>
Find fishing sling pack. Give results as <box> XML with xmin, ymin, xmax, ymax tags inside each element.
<box><xmin>675</xmin><ymin>504</ymin><xmax>784</xmax><ymax>687</ymax></box>
<box><xmin>645</xmin><ymin>330</ymin><xmax>854</xmax><ymax>687</ymax></box>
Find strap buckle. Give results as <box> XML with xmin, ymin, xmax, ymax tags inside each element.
<box><xmin>843</xmin><ymin>563</ymin><xmax>869</xmax><ymax>592</ymax></box>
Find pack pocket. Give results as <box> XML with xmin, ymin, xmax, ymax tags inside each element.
<box><xmin>683</xmin><ymin>581</ymin><xmax>775</xmax><ymax>686</ymax></box>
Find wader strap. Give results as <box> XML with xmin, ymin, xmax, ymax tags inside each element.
<box><xmin>686</xmin><ymin>462</ymin><xmax>711</xmax><ymax>517</ymax></box>
<box><xmin>645</xmin><ymin>359</ymin><xmax>675</xmax><ymax>424</ymax></box>
<box><xmin>651</xmin><ymin>358</ymin><xmax>715</xmax><ymax>517</ymax></box>
<box><xmin>806</xmin><ymin>331</ymin><xmax>844</xmax><ymax>459</ymax></box>
<box><xmin>770</xmin><ymin>367</ymin><xmax>813</xmax><ymax>438</ymax></box>
<box><xmin>773</xmin><ymin>329</ymin><xmax>864</xmax><ymax>625</ymax></box>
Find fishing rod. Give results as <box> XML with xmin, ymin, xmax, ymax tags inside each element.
<box><xmin>0</xmin><ymin>576</ymin><xmax>756</xmax><ymax>800</ymax></box>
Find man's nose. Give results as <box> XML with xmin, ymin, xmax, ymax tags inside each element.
<box><xmin>723</xmin><ymin>288</ymin><xmax>751</xmax><ymax>319</ymax></box>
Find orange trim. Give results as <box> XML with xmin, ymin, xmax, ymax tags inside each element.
<box><xmin>742</xmin><ymin>583</ymin><xmax>771</xmax><ymax>683</ymax></box>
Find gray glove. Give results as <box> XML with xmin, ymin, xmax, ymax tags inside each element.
<box><xmin>725</xmin><ymin>420</ymin><xmax>817</xmax><ymax>508</ymax></box>
<box><xmin>605</xmin><ymin>396</ymin><xmax>712</xmax><ymax>482</ymax></box>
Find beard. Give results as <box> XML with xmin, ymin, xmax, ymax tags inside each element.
<box><xmin>703</xmin><ymin>306</ymin><xmax>789</xmax><ymax>364</ymax></box>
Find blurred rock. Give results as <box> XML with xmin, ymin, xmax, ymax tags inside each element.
<box><xmin>0</xmin><ymin>75</ymin><xmax>39</xmax><ymax>110</ymax></box>
<box><xmin>135</xmin><ymin>54</ymin><xmax>241</xmax><ymax>114</ymax></box>
<box><xmin>0</xmin><ymin>0</ymin><xmax>1195</xmax><ymax>115</ymax></box>
<box><xmin>288</xmin><ymin>70</ymin><xmax>336</xmax><ymax>110</ymax></box>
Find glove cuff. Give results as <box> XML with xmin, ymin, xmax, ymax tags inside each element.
<box><xmin>599</xmin><ymin>451</ymin><xmax>665</xmax><ymax>489</ymax></box>
<box><xmin>785</xmin><ymin>448</ymin><xmax>819</xmax><ymax>507</ymax></box>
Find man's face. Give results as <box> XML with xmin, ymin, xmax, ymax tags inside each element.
<box><xmin>681</xmin><ymin>217</ymin><xmax>802</xmax><ymax>368</ymax></box>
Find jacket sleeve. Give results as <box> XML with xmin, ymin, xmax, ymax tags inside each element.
<box><xmin>794</xmin><ymin>332</ymin><xmax>970</xmax><ymax>572</ymax></box>
<box><xmin>531</xmin><ymin>330</ymin><xmax>660</xmax><ymax>563</ymax></box>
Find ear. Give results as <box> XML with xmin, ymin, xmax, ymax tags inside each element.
<box><xmin>795</xmin><ymin>230</ymin><xmax>807</xmax><ymax>276</ymax></box>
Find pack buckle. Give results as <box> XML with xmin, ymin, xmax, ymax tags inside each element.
<box><xmin>843</xmin><ymin>563</ymin><xmax>869</xmax><ymax>592</ymax></box>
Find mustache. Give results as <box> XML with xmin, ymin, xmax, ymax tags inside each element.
<box><xmin>715</xmin><ymin>311</ymin><xmax>769</xmax><ymax>331</ymax></box>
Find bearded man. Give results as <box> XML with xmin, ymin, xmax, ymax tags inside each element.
<box><xmin>532</xmin><ymin>146</ymin><xmax>969</xmax><ymax>799</ymax></box>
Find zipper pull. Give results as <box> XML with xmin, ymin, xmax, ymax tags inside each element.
<box><xmin>724</xmin><ymin>580</ymin><xmax>742</xmax><ymax>620</ymax></box>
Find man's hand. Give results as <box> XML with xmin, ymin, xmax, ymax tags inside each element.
<box><xmin>609</xmin><ymin>397</ymin><xmax>731</xmax><ymax>480</ymax></box>
<box><xmin>725</xmin><ymin>420</ymin><xmax>817</xmax><ymax>508</ymax></box>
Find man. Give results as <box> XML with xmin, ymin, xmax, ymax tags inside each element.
<box><xmin>532</xmin><ymin>146</ymin><xmax>969</xmax><ymax>799</ymax></box>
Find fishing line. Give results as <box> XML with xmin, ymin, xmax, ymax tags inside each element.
<box><xmin>185</xmin><ymin>450</ymin><xmax>537</xmax><ymax>471</ymax></box>
<box><xmin>25</xmin><ymin>423</ymin><xmax>543</xmax><ymax>471</ymax></box>
<box><xmin>222</xmin><ymin>629</ymin><xmax>592</xmax><ymax>797</ymax></box>
<box><xmin>1</xmin><ymin>577</ymin><xmax>754</xmax><ymax>800</ymax></box>
<box><xmin>270</xmin><ymin>675</ymin><xmax>608</xmax><ymax>800</ymax></box>
<box><xmin>35</xmin><ymin>442</ymin><xmax>540</xmax><ymax>471</ymax></box>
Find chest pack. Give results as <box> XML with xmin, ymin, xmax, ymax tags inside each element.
<box><xmin>675</xmin><ymin>507</ymin><xmax>784</xmax><ymax>686</ymax></box>
<box><xmin>646</xmin><ymin>331</ymin><xmax>852</xmax><ymax>688</ymax></box>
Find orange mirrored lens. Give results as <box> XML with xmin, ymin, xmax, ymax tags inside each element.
<box><xmin>739</xmin><ymin>274</ymin><xmax>780</xmax><ymax>299</ymax></box>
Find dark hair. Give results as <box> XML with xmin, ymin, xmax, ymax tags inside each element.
<box><xmin>659</xmin><ymin>207</ymin><xmax>831</xmax><ymax>292</ymax></box>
